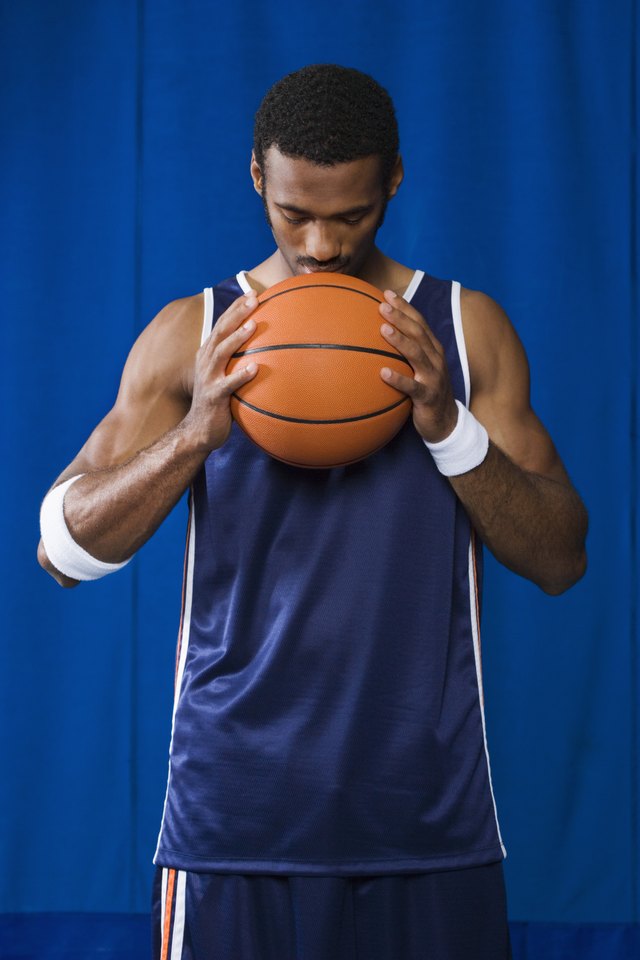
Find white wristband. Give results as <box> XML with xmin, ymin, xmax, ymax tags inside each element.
<box><xmin>39</xmin><ymin>475</ymin><xmax>132</xmax><ymax>581</ymax></box>
<box><xmin>424</xmin><ymin>400</ymin><xmax>489</xmax><ymax>476</ymax></box>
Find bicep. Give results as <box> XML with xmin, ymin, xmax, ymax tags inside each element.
<box><xmin>463</xmin><ymin>289</ymin><xmax>569</xmax><ymax>483</ymax></box>
<box><xmin>51</xmin><ymin>297</ymin><xmax>200</xmax><ymax>486</ymax></box>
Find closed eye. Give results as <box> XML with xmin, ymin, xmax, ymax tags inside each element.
<box><xmin>278</xmin><ymin>205</ymin><xmax>373</xmax><ymax>226</ymax></box>
<box><xmin>284</xmin><ymin>214</ymin><xmax>363</xmax><ymax>226</ymax></box>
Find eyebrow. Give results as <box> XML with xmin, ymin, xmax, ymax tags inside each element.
<box><xmin>275</xmin><ymin>202</ymin><xmax>375</xmax><ymax>218</ymax></box>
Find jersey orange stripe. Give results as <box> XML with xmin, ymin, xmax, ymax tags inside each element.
<box><xmin>161</xmin><ymin>868</ymin><xmax>176</xmax><ymax>960</ymax></box>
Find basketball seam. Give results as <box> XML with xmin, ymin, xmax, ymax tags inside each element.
<box><xmin>231</xmin><ymin>394</ymin><xmax>410</xmax><ymax>424</ymax></box>
<box><xmin>232</xmin><ymin>343</ymin><xmax>412</xmax><ymax>367</ymax></box>
<box><xmin>271</xmin><ymin>437</ymin><xmax>399</xmax><ymax>469</ymax></box>
<box><xmin>258</xmin><ymin>283</ymin><xmax>382</xmax><ymax>306</ymax></box>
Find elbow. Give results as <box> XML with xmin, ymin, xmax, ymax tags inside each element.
<box><xmin>37</xmin><ymin>538</ymin><xmax>52</xmax><ymax>575</ymax></box>
<box><xmin>538</xmin><ymin>547</ymin><xmax>588</xmax><ymax>596</ymax></box>
<box><xmin>538</xmin><ymin>503</ymin><xmax>589</xmax><ymax>595</ymax></box>
<box><xmin>37</xmin><ymin>539</ymin><xmax>80</xmax><ymax>589</ymax></box>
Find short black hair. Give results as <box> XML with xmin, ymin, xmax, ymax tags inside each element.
<box><xmin>253</xmin><ymin>64</ymin><xmax>400</xmax><ymax>190</ymax></box>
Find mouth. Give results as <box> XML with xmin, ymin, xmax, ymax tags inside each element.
<box><xmin>299</xmin><ymin>262</ymin><xmax>349</xmax><ymax>275</ymax></box>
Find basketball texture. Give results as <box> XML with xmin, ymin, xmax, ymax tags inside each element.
<box><xmin>227</xmin><ymin>273</ymin><xmax>413</xmax><ymax>468</ymax></box>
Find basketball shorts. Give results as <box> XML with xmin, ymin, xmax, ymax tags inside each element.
<box><xmin>152</xmin><ymin>862</ymin><xmax>512</xmax><ymax>960</ymax></box>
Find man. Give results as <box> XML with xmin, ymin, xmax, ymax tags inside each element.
<box><xmin>38</xmin><ymin>65</ymin><xmax>587</xmax><ymax>959</ymax></box>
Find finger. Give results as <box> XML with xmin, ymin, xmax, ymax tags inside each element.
<box><xmin>221</xmin><ymin>316</ymin><xmax>257</xmax><ymax>354</ymax></box>
<box><xmin>380</xmin><ymin>366</ymin><xmax>440</xmax><ymax>409</ymax></box>
<box><xmin>383</xmin><ymin>289</ymin><xmax>428</xmax><ymax>324</ymax></box>
<box><xmin>380</xmin><ymin>305</ymin><xmax>440</xmax><ymax>356</ymax></box>
<box><xmin>208</xmin><ymin>291</ymin><xmax>259</xmax><ymax>344</ymax></box>
<box><xmin>380</xmin><ymin>365</ymin><xmax>424</xmax><ymax>398</ymax></box>
<box><xmin>218</xmin><ymin>359</ymin><xmax>259</xmax><ymax>396</ymax></box>
<box><xmin>380</xmin><ymin>320</ymin><xmax>437</xmax><ymax>374</ymax></box>
<box><xmin>381</xmin><ymin>291</ymin><xmax>440</xmax><ymax>348</ymax></box>
<box><xmin>201</xmin><ymin>315</ymin><xmax>257</xmax><ymax>368</ymax></box>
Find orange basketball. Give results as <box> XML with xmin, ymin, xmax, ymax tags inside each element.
<box><xmin>227</xmin><ymin>273</ymin><xmax>412</xmax><ymax>468</ymax></box>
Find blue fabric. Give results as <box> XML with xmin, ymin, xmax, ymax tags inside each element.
<box><xmin>1</xmin><ymin>0</ymin><xmax>637</xmax><ymax>935</ymax></box>
<box><xmin>152</xmin><ymin>866</ymin><xmax>510</xmax><ymax>960</ymax></box>
<box><xmin>156</xmin><ymin>273</ymin><xmax>502</xmax><ymax>875</ymax></box>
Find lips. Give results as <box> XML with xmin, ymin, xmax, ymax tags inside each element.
<box><xmin>300</xmin><ymin>263</ymin><xmax>348</xmax><ymax>274</ymax></box>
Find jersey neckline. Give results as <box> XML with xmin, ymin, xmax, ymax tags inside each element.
<box><xmin>235</xmin><ymin>269</ymin><xmax>424</xmax><ymax>303</ymax></box>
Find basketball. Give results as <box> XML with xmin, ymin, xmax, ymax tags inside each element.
<box><xmin>226</xmin><ymin>273</ymin><xmax>412</xmax><ymax>468</ymax></box>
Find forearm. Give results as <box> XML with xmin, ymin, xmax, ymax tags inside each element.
<box><xmin>45</xmin><ymin>419</ymin><xmax>209</xmax><ymax>570</ymax></box>
<box><xmin>39</xmin><ymin>287</ymin><xmax>261</xmax><ymax>586</ymax></box>
<box><xmin>449</xmin><ymin>442</ymin><xmax>588</xmax><ymax>594</ymax></box>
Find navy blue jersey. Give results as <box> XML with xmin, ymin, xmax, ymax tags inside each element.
<box><xmin>154</xmin><ymin>269</ymin><xmax>505</xmax><ymax>875</ymax></box>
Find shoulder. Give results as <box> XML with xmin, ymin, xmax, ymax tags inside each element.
<box><xmin>119</xmin><ymin>293</ymin><xmax>205</xmax><ymax>402</ymax></box>
<box><xmin>138</xmin><ymin>293</ymin><xmax>204</xmax><ymax>352</ymax></box>
<box><xmin>459</xmin><ymin>286</ymin><xmax>530</xmax><ymax>398</ymax></box>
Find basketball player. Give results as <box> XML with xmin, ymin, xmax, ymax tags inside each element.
<box><xmin>38</xmin><ymin>65</ymin><xmax>587</xmax><ymax>959</ymax></box>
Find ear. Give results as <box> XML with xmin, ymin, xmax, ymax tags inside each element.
<box><xmin>250</xmin><ymin>151</ymin><xmax>264</xmax><ymax>196</ymax></box>
<box><xmin>387</xmin><ymin>155</ymin><xmax>404</xmax><ymax>199</ymax></box>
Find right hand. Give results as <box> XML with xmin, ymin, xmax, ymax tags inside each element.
<box><xmin>182</xmin><ymin>291</ymin><xmax>260</xmax><ymax>452</ymax></box>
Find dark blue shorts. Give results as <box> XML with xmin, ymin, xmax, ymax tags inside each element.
<box><xmin>152</xmin><ymin>862</ymin><xmax>511</xmax><ymax>960</ymax></box>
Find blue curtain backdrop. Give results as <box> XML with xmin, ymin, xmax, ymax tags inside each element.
<box><xmin>1</xmin><ymin>1</ymin><xmax>638</xmax><ymax>957</ymax></box>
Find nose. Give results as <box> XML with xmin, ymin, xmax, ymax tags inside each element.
<box><xmin>305</xmin><ymin>222</ymin><xmax>341</xmax><ymax>264</ymax></box>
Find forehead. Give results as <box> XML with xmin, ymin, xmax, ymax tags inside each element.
<box><xmin>263</xmin><ymin>146</ymin><xmax>384</xmax><ymax>212</ymax></box>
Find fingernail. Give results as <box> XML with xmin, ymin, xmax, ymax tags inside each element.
<box><xmin>381</xmin><ymin>323</ymin><xmax>394</xmax><ymax>336</ymax></box>
<box><xmin>245</xmin><ymin>361</ymin><xmax>258</xmax><ymax>374</ymax></box>
<box><xmin>380</xmin><ymin>303</ymin><xmax>393</xmax><ymax>315</ymax></box>
<box><xmin>243</xmin><ymin>319</ymin><xmax>255</xmax><ymax>331</ymax></box>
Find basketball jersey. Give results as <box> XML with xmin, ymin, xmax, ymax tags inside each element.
<box><xmin>154</xmin><ymin>269</ymin><xmax>506</xmax><ymax>875</ymax></box>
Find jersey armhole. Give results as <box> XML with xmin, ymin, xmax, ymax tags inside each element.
<box><xmin>451</xmin><ymin>280</ymin><xmax>471</xmax><ymax>407</ymax></box>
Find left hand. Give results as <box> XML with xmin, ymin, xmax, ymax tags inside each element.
<box><xmin>378</xmin><ymin>290</ymin><xmax>459</xmax><ymax>443</ymax></box>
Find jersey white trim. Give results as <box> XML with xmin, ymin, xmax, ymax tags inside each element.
<box><xmin>170</xmin><ymin>871</ymin><xmax>187</xmax><ymax>960</ymax></box>
<box><xmin>155</xmin><ymin>288</ymin><xmax>208</xmax><ymax>863</ymax></box>
<box><xmin>451</xmin><ymin>281</ymin><xmax>471</xmax><ymax>407</ymax></box>
<box><xmin>468</xmin><ymin>540</ymin><xmax>507</xmax><ymax>858</ymax></box>
<box><xmin>173</xmin><ymin>518</ymin><xmax>196</xmax><ymax>722</ymax></box>
<box><xmin>403</xmin><ymin>269</ymin><xmax>423</xmax><ymax>303</ymax></box>
<box><xmin>154</xmin><ymin>508</ymin><xmax>197</xmax><ymax>863</ymax></box>
<box><xmin>202</xmin><ymin>287</ymin><xmax>214</xmax><ymax>343</ymax></box>
<box><xmin>236</xmin><ymin>270</ymin><xmax>252</xmax><ymax>294</ymax></box>
<box><xmin>154</xmin><ymin>479</ymin><xmax>199</xmax><ymax>860</ymax></box>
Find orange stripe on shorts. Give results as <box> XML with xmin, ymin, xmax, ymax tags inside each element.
<box><xmin>161</xmin><ymin>868</ymin><xmax>176</xmax><ymax>960</ymax></box>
